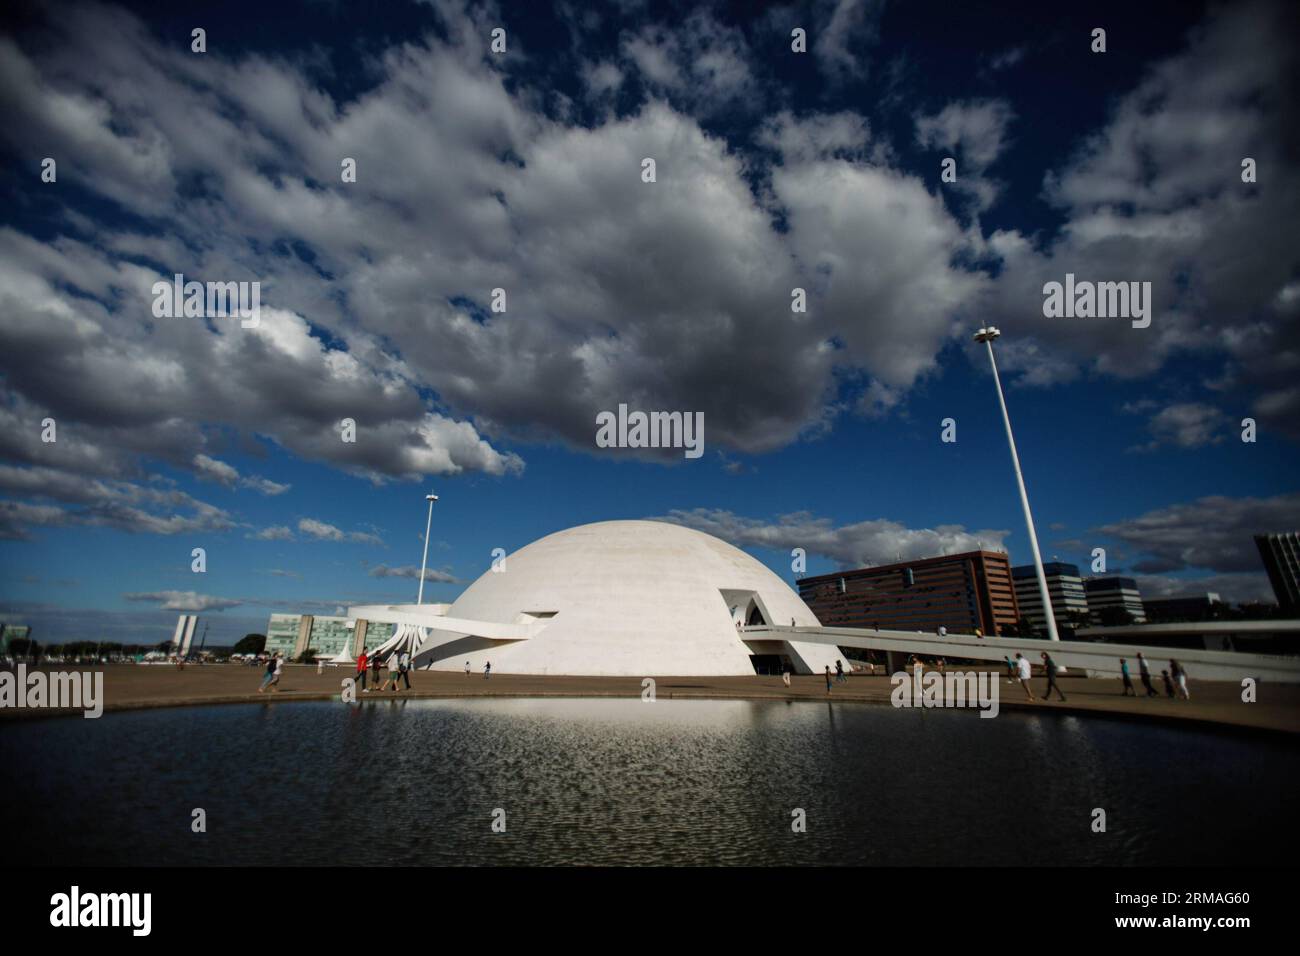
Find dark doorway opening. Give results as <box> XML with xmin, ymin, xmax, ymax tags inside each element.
<box><xmin>748</xmin><ymin>653</ymin><xmax>786</xmax><ymax>675</ymax></box>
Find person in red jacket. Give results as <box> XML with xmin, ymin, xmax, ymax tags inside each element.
<box><xmin>355</xmin><ymin>650</ymin><xmax>369</xmax><ymax>691</ymax></box>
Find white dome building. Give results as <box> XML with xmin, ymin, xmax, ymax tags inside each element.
<box><xmin>351</xmin><ymin>520</ymin><xmax>843</xmax><ymax>676</ymax></box>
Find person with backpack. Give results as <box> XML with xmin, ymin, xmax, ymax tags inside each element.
<box><xmin>258</xmin><ymin>655</ymin><xmax>276</xmax><ymax>693</ymax></box>
<box><xmin>399</xmin><ymin>650</ymin><xmax>412</xmax><ymax>690</ymax></box>
<box><xmin>268</xmin><ymin>653</ymin><xmax>284</xmax><ymax>692</ymax></box>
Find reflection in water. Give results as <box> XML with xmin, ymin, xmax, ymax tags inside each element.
<box><xmin>1</xmin><ymin>697</ymin><xmax>1296</xmax><ymax>866</ymax></box>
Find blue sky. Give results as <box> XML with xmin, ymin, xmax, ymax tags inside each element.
<box><xmin>2</xmin><ymin>0</ymin><xmax>1298</xmax><ymax>645</ymax></box>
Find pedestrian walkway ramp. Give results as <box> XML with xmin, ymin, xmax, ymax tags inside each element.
<box><xmin>741</xmin><ymin>625</ymin><xmax>1300</xmax><ymax>684</ymax></box>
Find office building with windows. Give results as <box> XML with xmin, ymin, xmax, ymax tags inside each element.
<box><xmin>1083</xmin><ymin>576</ymin><xmax>1147</xmax><ymax>624</ymax></box>
<box><xmin>1012</xmin><ymin>562</ymin><xmax>1089</xmax><ymax>632</ymax></box>
<box><xmin>1255</xmin><ymin>533</ymin><xmax>1300</xmax><ymax>613</ymax></box>
<box><xmin>799</xmin><ymin>550</ymin><xmax>1021</xmax><ymax>636</ymax></box>
<box><xmin>265</xmin><ymin>613</ymin><xmax>395</xmax><ymax>660</ymax></box>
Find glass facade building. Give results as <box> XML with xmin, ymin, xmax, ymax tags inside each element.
<box><xmin>264</xmin><ymin>614</ymin><xmax>397</xmax><ymax>659</ymax></box>
<box><xmin>265</xmin><ymin>613</ymin><xmax>302</xmax><ymax>657</ymax></box>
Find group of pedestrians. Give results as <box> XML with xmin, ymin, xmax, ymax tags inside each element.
<box><xmin>1119</xmin><ymin>652</ymin><xmax>1190</xmax><ymax>700</ymax></box>
<box><xmin>822</xmin><ymin>659</ymin><xmax>848</xmax><ymax>693</ymax></box>
<box><xmin>352</xmin><ymin>648</ymin><xmax>413</xmax><ymax>693</ymax></box>
<box><xmin>257</xmin><ymin>653</ymin><xmax>284</xmax><ymax>692</ymax></box>
<box><xmin>1011</xmin><ymin>651</ymin><xmax>1068</xmax><ymax>702</ymax></box>
<box><xmin>1008</xmin><ymin>649</ymin><xmax>1192</xmax><ymax>702</ymax></box>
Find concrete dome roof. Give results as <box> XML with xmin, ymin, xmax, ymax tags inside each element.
<box><xmin>420</xmin><ymin>519</ymin><xmax>827</xmax><ymax>676</ymax></box>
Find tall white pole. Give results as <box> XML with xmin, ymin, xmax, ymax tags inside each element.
<box><xmin>982</xmin><ymin>337</ymin><xmax>1060</xmax><ymax>641</ymax></box>
<box><xmin>417</xmin><ymin>496</ymin><xmax>435</xmax><ymax>605</ymax></box>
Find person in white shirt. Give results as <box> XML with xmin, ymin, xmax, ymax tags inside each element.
<box><xmin>1015</xmin><ymin>653</ymin><xmax>1036</xmax><ymax>701</ymax></box>
<box><xmin>383</xmin><ymin>652</ymin><xmax>402</xmax><ymax>692</ymax></box>
<box><xmin>267</xmin><ymin>654</ymin><xmax>285</xmax><ymax>693</ymax></box>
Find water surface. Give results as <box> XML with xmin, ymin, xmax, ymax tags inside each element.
<box><xmin>2</xmin><ymin>698</ymin><xmax>1295</xmax><ymax>865</ymax></box>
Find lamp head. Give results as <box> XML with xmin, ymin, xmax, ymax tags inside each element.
<box><xmin>425</xmin><ymin>493</ymin><xmax>439</xmax><ymax>502</ymax></box>
<box><xmin>973</xmin><ymin>326</ymin><xmax>1002</xmax><ymax>343</ymax></box>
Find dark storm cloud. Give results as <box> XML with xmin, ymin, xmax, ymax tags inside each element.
<box><xmin>1093</xmin><ymin>492</ymin><xmax>1300</xmax><ymax>575</ymax></box>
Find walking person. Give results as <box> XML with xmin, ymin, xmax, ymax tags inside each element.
<box><xmin>1161</xmin><ymin>669</ymin><xmax>1176</xmax><ymax>698</ymax></box>
<box><xmin>384</xmin><ymin>652</ymin><xmax>402</xmax><ymax>692</ymax></box>
<box><xmin>1004</xmin><ymin>656</ymin><xmax>1016</xmax><ymax>683</ymax></box>
<box><xmin>781</xmin><ymin>664</ymin><xmax>791</xmax><ymax>688</ymax></box>
<box><xmin>1170</xmin><ymin>659</ymin><xmax>1190</xmax><ymax>700</ymax></box>
<box><xmin>355</xmin><ymin>649</ymin><xmax>369</xmax><ymax>692</ymax></box>
<box><xmin>316</xmin><ymin>658</ymin><xmax>324</xmax><ymax>676</ymax></box>
<box><xmin>370</xmin><ymin>652</ymin><xmax>382</xmax><ymax>690</ymax></box>
<box><xmin>1040</xmin><ymin>651</ymin><xmax>1067</xmax><ymax>702</ymax></box>
<box><xmin>258</xmin><ymin>655</ymin><xmax>276</xmax><ymax>693</ymax></box>
<box><xmin>1137</xmin><ymin>652</ymin><xmax>1158</xmax><ymax>697</ymax></box>
<box><xmin>835</xmin><ymin>659</ymin><xmax>846</xmax><ymax>683</ymax></box>
<box><xmin>1119</xmin><ymin>658</ymin><xmax>1136</xmax><ymax>696</ymax></box>
<box><xmin>464</xmin><ymin>661</ymin><xmax>470</xmax><ymax>676</ymax></box>
<box><xmin>484</xmin><ymin>661</ymin><xmax>491</xmax><ymax>680</ymax></box>
<box><xmin>1015</xmin><ymin>653</ymin><xmax>1036</xmax><ymax>701</ymax></box>
<box><xmin>824</xmin><ymin>665</ymin><xmax>833</xmax><ymax>695</ymax></box>
<box><xmin>399</xmin><ymin>650</ymin><xmax>411</xmax><ymax>690</ymax></box>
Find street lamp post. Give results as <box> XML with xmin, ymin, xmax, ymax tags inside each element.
<box><xmin>416</xmin><ymin>492</ymin><xmax>439</xmax><ymax>605</ymax></box>
<box><xmin>974</xmin><ymin>326</ymin><xmax>1060</xmax><ymax>642</ymax></box>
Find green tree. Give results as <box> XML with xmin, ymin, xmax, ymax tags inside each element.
<box><xmin>234</xmin><ymin>633</ymin><xmax>266</xmax><ymax>655</ymax></box>
<box><xmin>1095</xmin><ymin>607</ymin><xmax>1135</xmax><ymax>628</ymax></box>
